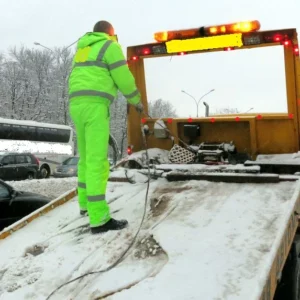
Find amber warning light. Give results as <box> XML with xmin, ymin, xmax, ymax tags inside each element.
<box><xmin>154</xmin><ymin>20</ymin><xmax>261</xmax><ymax>42</ymax></box>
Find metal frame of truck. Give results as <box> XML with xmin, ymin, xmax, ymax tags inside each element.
<box><xmin>126</xmin><ymin>21</ymin><xmax>300</xmax><ymax>158</ymax></box>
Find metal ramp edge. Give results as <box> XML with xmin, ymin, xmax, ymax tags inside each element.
<box><xmin>0</xmin><ymin>188</ymin><xmax>78</xmax><ymax>240</ymax></box>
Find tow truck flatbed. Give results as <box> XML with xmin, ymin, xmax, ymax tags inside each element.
<box><xmin>1</xmin><ymin>19</ymin><xmax>300</xmax><ymax>300</ymax></box>
<box><xmin>1</xmin><ymin>174</ymin><xmax>300</xmax><ymax>300</ymax></box>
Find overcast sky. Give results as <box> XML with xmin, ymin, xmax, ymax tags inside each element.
<box><xmin>1</xmin><ymin>0</ymin><xmax>299</xmax><ymax>117</ymax></box>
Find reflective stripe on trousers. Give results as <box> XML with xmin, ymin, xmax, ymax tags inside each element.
<box><xmin>69</xmin><ymin>90</ymin><xmax>115</xmax><ymax>101</ymax></box>
<box><xmin>77</xmin><ymin>181</ymin><xmax>87</xmax><ymax>211</ymax></box>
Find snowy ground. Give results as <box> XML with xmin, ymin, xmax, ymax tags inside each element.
<box><xmin>6</xmin><ymin>178</ymin><xmax>77</xmax><ymax>200</ymax></box>
<box><xmin>5</xmin><ymin>171</ymin><xmax>148</xmax><ymax>200</ymax></box>
<box><xmin>1</xmin><ymin>174</ymin><xmax>300</xmax><ymax>300</ymax></box>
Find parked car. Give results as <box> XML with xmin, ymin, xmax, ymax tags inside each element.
<box><xmin>53</xmin><ymin>156</ymin><xmax>79</xmax><ymax>178</ymax></box>
<box><xmin>0</xmin><ymin>179</ymin><xmax>50</xmax><ymax>231</ymax></box>
<box><xmin>53</xmin><ymin>156</ymin><xmax>115</xmax><ymax>178</ymax></box>
<box><xmin>0</xmin><ymin>152</ymin><xmax>40</xmax><ymax>181</ymax></box>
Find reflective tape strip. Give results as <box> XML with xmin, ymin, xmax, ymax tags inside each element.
<box><xmin>97</xmin><ymin>40</ymin><xmax>113</xmax><ymax>61</ymax></box>
<box><xmin>78</xmin><ymin>182</ymin><xmax>86</xmax><ymax>188</ymax></box>
<box><xmin>69</xmin><ymin>90</ymin><xmax>115</xmax><ymax>101</ymax></box>
<box><xmin>109</xmin><ymin>60</ymin><xmax>127</xmax><ymax>70</ymax></box>
<box><xmin>73</xmin><ymin>60</ymin><xmax>126</xmax><ymax>70</ymax></box>
<box><xmin>124</xmin><ymin>89</ymin><xmax>139</xmax><ymax>99</ymax></box>
<box><xmin>88</xmin><ymin>194</ymin><xmax>106</xmax><ymax>202</ymax></box>
<box><xmin>73</xmin><ymin>61</ymin><xmax>108</xmax><ymax>68</ymax></box>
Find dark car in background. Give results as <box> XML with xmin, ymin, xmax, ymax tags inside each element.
<box><xmin>0</xmin><ymin>179</ymin><xmax>50</xmax><ymax>231</ymax></box>
<box><xmin>0</xmin><ymin>152</ymin><xmax>40</xmax><ymax>181</ymax></box>
<box><xmin>53</xmin><ymin>156</ymin><xmax>79</xmax><ymax>178</ymax></box>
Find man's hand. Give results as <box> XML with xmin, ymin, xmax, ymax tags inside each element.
<box><xmin>134</xmin><ymin>102</ymin><xmax>144</xmax><ymax>114</ymax></box>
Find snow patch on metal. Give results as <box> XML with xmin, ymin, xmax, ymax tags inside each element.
<box><xmin>256</xmin><ymin>152</ymin><xmax>300</xmax><ymax>164</ymax></box>
<box><xmin>157</xmin><ymin>163</ymin><xmax>260</xmax><ymax>172</ymax></box>
<box><xmin>116</xmin><ymin>148</ymin><xmax>171</xmax><ymax>167</ymax></box>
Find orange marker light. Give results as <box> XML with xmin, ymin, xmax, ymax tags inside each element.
<box><xmin>154</xmin><ymin>28</ymin><xmax>201</xmax><ymax>42</ymax></box>
<box><xmin>209</xmin><ymin>27</ymin><xmax>218</xmax><ymax>34</ymax></box>
<box><xmin>205</xmin><ymin>20</ymin><xmax>261</xmax><ymax>36</ymax></box>
<box><xmin>154</xmin><ymin>31</ymin><xmax>169</xmax><ymax>42</ymax></box>
<box><xmin>220</xmin><ymin>26</ymin><xmax>226</xmax><ymax>33</ymax></box>
<box><xmin>154</xmin><ymin>20</ymin><xmax>260</xmax><ymax>42</ymax></box>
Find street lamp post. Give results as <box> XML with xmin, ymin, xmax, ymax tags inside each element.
<box><xmin>181</xmin><ymin>89</ymin><xmax>215</xmax><ymax>117</ymax></box>
<box><xmin>203</xmin><ymin>101</ymin><xmax>209</xmax><ymax>117</ymax></box>
<box><xmin>33</xmin><ymin>39</ymin><xmax>78</xmax><ymax>53</ymax></box>
<box><xmin>244</xmin><ymin>107</ymin><xmax>254</xmax><ymax>113</ymax></box>
<box><xmin>33</xmin><ymin>42</ymin><xmax>53</xmax><ymax>52</ymax></box>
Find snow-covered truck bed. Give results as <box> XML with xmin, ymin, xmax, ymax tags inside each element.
<box><xmin>1</xmin><ymin>173</ymin><xmax>300</xmax><ymax>300</ymax></box>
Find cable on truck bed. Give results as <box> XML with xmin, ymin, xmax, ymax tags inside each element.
<box><xmin>46</xmin><ymin>114</ymin><xmax>151</xmax><ymax>300</ymax></box>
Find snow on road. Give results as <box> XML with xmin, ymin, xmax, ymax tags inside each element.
<box><xmin>7</xmin><ymin>178</ymin><xmax>77</xmax><ymax>199</ymax></box>
<box><xmin>1</xmin><ymin>175</ymin><xmax>300</xmax><ymax>300</ymax></box>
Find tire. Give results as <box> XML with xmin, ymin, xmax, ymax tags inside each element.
<box><xmin>292</xmin><ymin>236</ymin><xmax>300</xmax><ymax>300</ymax></box>
<box><xmin>40</xmin><ymin>166</ymin><xmax>50</xmax><ymax>179</ymax></box>
<box><xmin>274</xmin><ymin>235</ymin><xmax>300</xmax><ymax>300</ymax></box>
<box><xmin>293</xmin><ymin>258</ymin><xmax>300</xmax><ymax>300</ymax></box>
<box><xmin>27</xmin><ymin>172</ymin><xmax>34</xmax><ymax>180</ymax></box>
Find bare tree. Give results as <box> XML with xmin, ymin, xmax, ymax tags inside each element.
<box><xmin>109</xmin><ymin>93</ymin><xmax>128</xmax><ymax>157</ymax></box>
<box><xmin>52</xmin><ymin>47</ymin><xmax>73</xmax><ymax>125</ymax></box>
<box><xmin>148</xmin><ymin>98</ymin><xmax>178</xmax><ymax>118</ymax></box>
<box><xmin>0</xmin><ymin>46</ymin><xmax>73</xmax><ymax>124</ymax></box>
<box><xmin>0</xmin><ymin>46</ymin><xmax>180</xmax><ymax>160</ymax></box>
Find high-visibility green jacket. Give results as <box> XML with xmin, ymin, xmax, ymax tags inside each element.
<box><xmin>68</xmin><ymin>32</ymin><xmax>141</xmax><ymax>105</ymax></box>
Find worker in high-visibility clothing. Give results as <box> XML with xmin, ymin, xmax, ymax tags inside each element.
<box><xmin>68</xmin><ymin>20</ymin><xmax>143</xmax><ymax>234</ymax></box>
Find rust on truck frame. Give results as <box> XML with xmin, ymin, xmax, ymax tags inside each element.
<box><xmin>126</xmin><ymin>23</ymin><xmax>300</xmax><ymax>159</ymax></box>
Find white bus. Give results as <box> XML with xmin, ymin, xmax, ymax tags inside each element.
<box><xmin>0</xmin><ymin>118</ymin><xmax>74</xmax><ymax>178</ymax></box>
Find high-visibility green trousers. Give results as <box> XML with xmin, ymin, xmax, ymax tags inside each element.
<box><xmin>69</xmin><ymin>98</ymin><xmax>111</xmax><ymax>227</ymax></box>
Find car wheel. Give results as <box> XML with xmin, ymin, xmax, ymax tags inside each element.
<box><xmin>27</xmin><ymin>172</ymin><xmax>34</xmax><ymax>180</ymax></box>
<box><xmin>40</xmin><ymin>167</ymin><xmax>49</xmax><ymax>179</ymax></box>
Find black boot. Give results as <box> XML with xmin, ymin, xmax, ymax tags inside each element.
<box><xmin>80</xmin><ymin>210</ymin><xmax>88</xmax><ymax>216</ymax></box>
<box><xmin>91</xmin><ymin>218</ymin><xmax>128</xmax><ymax>234</ymax></box>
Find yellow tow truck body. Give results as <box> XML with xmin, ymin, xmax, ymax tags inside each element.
<box><xmin>126</xmin><ymin>21</ymin><xmax>300</xmax><ymax>159</ymax></box>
